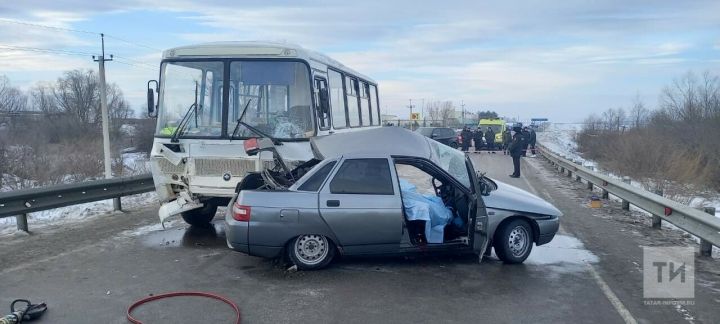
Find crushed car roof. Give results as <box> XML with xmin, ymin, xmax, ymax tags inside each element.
<box><xmin>310</xmin><ymin>127</ymin><xmax>434</xmax><ymax>160</ymax></box>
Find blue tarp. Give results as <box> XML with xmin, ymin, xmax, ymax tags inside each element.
<box><xmin>399</xmin><ymin>178</ymin><xmax>453</xmax><ymax>243</ymax></box>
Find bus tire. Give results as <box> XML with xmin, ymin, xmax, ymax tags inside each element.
<box><xmin>181</xmin><ymin>205</ymin><xmax>218</xmax><ymax>227</ymax></box>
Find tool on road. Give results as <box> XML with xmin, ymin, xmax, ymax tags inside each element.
<box><xmin>0</xmin><ymin>299</ymin><xmax>47</xmax><ymax>324</ymax></box>
<box><xmin>127</xmin><ymin>291</ymin><xmax>241</xmax><ymax>324</ymax></box>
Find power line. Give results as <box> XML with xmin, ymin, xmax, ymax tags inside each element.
<box><xmin>0</xmin><ymin>18</ymin><xmax>162</xmax><ymax>52</ymax></box>
<box><xmin>104</xmin><ymin>35</ymin><xmax>162</xmax><ymax>52</ymax></box>
<box><xmin>112</xmin><ymin>54</ymin><xmax>158</xmax><ymax>69</ymax></box>
<box><xmin>0</xmin><ymin>18</ymin><xmax>97</xmax><ymax>35</ymax></box>
<box><xmin>0</xmin><ymin>44</ymin><xmax>96</xmax><ymax>57</ymax></box>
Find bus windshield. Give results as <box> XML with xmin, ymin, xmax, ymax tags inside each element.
<box><xmin>156</xmin><ymin>60</ymin><xmax>314</xmax><ymax>140</ymax></box>
<box><xmin>157</xmin><ymin>61</ymin><xmax>224</xmax><ymax>137</ymax></box>
<box><xmin>229</xmin><ymin>61</ymin><xmax>313</xmax><ymax>140</ymax></box>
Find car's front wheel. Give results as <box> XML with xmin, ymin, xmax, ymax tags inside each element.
<box><xmin>288</xmin><ymin>234</ymin><xmax>336</xmax><ymax>270</ymax></box>
<box><xmin>180</xmin><ymin>204</ymin><xmax>218</xmax><ymax>227</ymax></box>
<box><xmin>494</xmin><ymin>219</ymin><xmax>533</xmax><ymax>264</ymax></box>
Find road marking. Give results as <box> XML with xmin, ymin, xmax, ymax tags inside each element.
<box><xmin>523</xmin><ymin>158</ymin><xmax>638</xmax><ymax>324</ymax></box>
<box><xmin>0</xmin><ymin>244</ymin><xmax>96</xmax><ymax>276</ymax></box>
<box><xmin>587</xmin><ymin>264</ymin><xmax>638</xmax><ymax>324</ymax></box>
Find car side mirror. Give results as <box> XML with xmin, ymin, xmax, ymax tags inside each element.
<box><xmin>318</xmin><ymin>88</ymin><xmax>330</xmax><ymax>115</ymax></box>
<box><xmin>147</xmin><ymin>80</ymin><xmax>158</xmax><ymax>118</ymax></box>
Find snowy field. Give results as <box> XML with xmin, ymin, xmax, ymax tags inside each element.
<box><xmin>1</xmin><ymin>152</ymin><xmax>157</xmax><ymax>235</ymax></box>
<box><xmin>537</xmin><ymin>124</ymin><xmax>720</xmax><ymax>218</ymax></box>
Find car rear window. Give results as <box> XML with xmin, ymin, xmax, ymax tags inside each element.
<box><xmin>330</xmin><ymin>159</ymin><xmax>394</xmax><ymax>195</ymax></box>
<box><xmin>298</xmin><ymin>161</ymin><xmax>336</xmax><ymax>192</ymax></box>
<box><xmin>416</xmin><ymin>128</ymin><xmax>433</xmax><ymax>136</ymax></box>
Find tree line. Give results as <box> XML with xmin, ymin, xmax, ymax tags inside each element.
<box><xmin>0</xmin><ymin>70</ymin><xmax>153</xmax><ymax>190</ymax></box>
<box><xmin>577</xmin><ymin>71</ymin><xmax>720</xmax><ymax>192</ymax></box>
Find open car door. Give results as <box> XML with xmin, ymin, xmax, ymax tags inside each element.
<box><xmin>470</xmin><ymin>167</ymin><xmax>490</xmax><ymax>261</ymax></box>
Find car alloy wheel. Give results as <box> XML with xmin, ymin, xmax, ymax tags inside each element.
<box><xmin>294</xmin><ymin>234</ymin><xmax>329</xmax><ymax>266</ymax></box>
<box><xmin>507</xmin><ymin>225</ymin><xmax>530</xmax><ymax>258</ymax></box>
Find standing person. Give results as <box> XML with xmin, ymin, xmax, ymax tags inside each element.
<box><xmin>461</xmin><ymin>126</ymin><xmax>473</xmax><ymax>151</ymax></box>
<box><xmin>485</xmin><ymin>127</ymin><xmax>496</xmax><ymax>152</ymax></box>
<box><xmin>473</xmin><ymin>128</ymin><xmax>484</xmax><ymax>152</ymax></box>
<box><xmin>508</xmin><ymin>126</ymin><xmax>523</xmax><ymax>178</ymax></box>
<box><xmin>520</xmin><ymin>127</ymin><xmax>530</xmax><ymax>157</ymax></box>
<box><xmin>528</xmin><ymin>127</ymin><xmax>537</xmax><ymax>157</ymax></box>
<box><xmin>502</xmin><ymin>128</ymin><xmax>512</xmax><ymax>155</ymax></box>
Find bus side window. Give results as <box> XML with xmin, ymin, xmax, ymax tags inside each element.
<box><xmin>345</xmin><ymin>76</ymin><xmax>360</xmax><ymax>127</ymax></box>
<box><xmin>315</xmin><ymin>78</ymin><xmax>330</xmax><ymax>130</ymax></box>
<box><xmin>360</xmin><ymin>81</ymin><xmax>371</xmax><ymax>126</ymax></box>
<box><xmin>369</xmin><ymin>84</ymin><xmax>380</xmax><ymax>125</ymax></box>
<box><xmin>328</xmin><ymin>69</ymin><xmax>347</xmax><ymax>129</ymax></box>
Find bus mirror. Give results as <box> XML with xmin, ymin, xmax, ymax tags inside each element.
<box><xmin>318</xmin><ymin>88</ymin><xmax>330</xmax><ymax>114</ymax></box>
<box><xmin>147</xmin><ymin>80</ymin><xmax>158</xmax><ymax>118</ymax></box>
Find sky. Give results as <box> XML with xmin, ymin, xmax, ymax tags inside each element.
<box><xmin>0</xmin><ymin>0</ymin><xmax>719</xmax><ymax>122</ymax></box>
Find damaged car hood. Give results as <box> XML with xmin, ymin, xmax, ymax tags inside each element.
<box><xmin>483</xmin><ymin>179</ymin><xmax>562</xmax><ymax>217</ymax></box>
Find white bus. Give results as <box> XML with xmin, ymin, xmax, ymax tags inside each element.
<box><xmin>146</xmin><ymin>42</ymin><xmax>382</xmax><ymax>226</ymax></box>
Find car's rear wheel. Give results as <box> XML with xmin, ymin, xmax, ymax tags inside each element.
<box><xmin>494</xmin><ymin>219</ymin><xmax>533</xmax><ymax>264</ymax></box>
<box><xmin>288</xmin><ymin>234</ymin><xmax>336</xmax><ymax>270</ymax></box>
<box><xmin>450</xmin><ymin>141</ymin><xmax>459</xmax><ymax>149</ymax></box>
<box><xmin>181</xmin><ymin>204</ymin><xmax>218</xmax><ymax>227</ymax></box>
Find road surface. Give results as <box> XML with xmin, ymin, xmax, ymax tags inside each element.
<box><xmin>1</xmin><ymin>152</ymin><xmax>718</xmax><ymax>323</ymax></box>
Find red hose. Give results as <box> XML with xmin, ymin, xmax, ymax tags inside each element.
<box><xmin>126</xmin><ymin>291</ymin><xmax>241</xmax><ymax>324</ymax></box>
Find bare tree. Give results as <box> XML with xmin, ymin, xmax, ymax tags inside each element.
<box><xmin>660</xmin><ymin>71</ymin><xmax>702</xmax><ymax>122</ymax></box>
<box><xmin>53</xmin><ymin>69</ymin><xmax>100</xmax><ymax>127</ymax></box>
<box><xmin>440</xmin><ymin>101</ymin><xmax>454</xmax><ymax>126</ymax></box>
<box><xmin>629</xmin><ymin>93</ymin><xmax>649</xmax><ymax>128</ymax></box>
<box><xmin>0</xmin><ymin>75</ymin><xmax>28</xmax><ymax>114</ymax></box>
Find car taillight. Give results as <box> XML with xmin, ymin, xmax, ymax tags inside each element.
<box><xmin>244</xmin><ymin>138</ymin><xmax>259</xmax><ymax>156</ymax></box>
<box><xmin>232</xmin><ymin>201</ymin><xmax>251</xmax><ymax>221</ymax></box>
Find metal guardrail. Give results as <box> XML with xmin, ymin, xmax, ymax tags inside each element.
<box><xmin>0</xmin><ymin>174</ymin><xmax>154</xmax><ymax>232</ymax></box>
<box><xmin>537</xmin><ymin>144</ymin><xmax>719</xmax><ymax>256</ymax></box>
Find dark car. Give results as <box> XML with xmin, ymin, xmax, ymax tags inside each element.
<box><xmin>415</xmin><ymin>127</ymin><xmax>459</xmax><ymax>148</ymax></box>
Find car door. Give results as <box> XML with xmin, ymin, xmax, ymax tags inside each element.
<box><xmin>467</xmin><ymin>158</ymin><xmax>490</xmax><ymax>259</ymax></box>
<box><xmin>431</xmin><ymin>128</ymin><xmax>449</xmax><ymax>145</ymax></box>
<box><xmin>318</xmin><ymin>157</ymin><xmax>403</xmax><ymax>254</ymax></box>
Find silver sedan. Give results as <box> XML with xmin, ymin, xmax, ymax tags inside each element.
<box><xmin>225</xmin><ymin>127</ymin><xmax>560</xmax><ymax>270</ymax></box>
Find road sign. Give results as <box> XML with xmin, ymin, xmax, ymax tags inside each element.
<box><xmin>410</xmin><ymin>112</ymin><xmax>421</xmax><ymax>120</ymax></box>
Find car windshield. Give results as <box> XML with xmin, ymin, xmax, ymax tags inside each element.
<box><xmin>427</xmin><ymin>139</ymin><xmax>471</xmax><ymax>188</ymax></box>
<box><xmin>156</xmin><ymin>61</ymin><xmax>224</xmax><ymax>137</ymax></box>
<box><xmin>416</xmin><ymin>128</ymin><xmax>434</xmax><ymax>136</ymax></box>
<box><xmin>228</xmin><ymin>61</ymin><xmax>314</xmax><ymax>140</ymax></box>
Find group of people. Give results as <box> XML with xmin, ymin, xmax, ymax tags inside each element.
<box><xmin>460</xmin><ymin>124</ymin><xmax>537</xmax><ymax>179</ymax></box>
<box><xmin>506</xmin><ymin>126</ymin><xmax>536</xmax><ymax>178</ymax></box>
<box><xmin>459</xmin><ymin>126</ymin><xmax>498</xmax><ymax>152</ymax></box>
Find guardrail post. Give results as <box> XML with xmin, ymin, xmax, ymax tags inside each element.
<box><xmin>586</xmin><ymin>166</ymin><xmax>594</xmax><ymax>190</ymax></box>
<box><xmin>16</xmin><ymin>213</ymin><xmax>28</xmax><ymax>232</ymax></box>
<box><xmin>113</xmin><ymin>197</ymin><xmax>122</xmax><ymax>211</ymax></box>
<box><xmin>560</xmin><ymin>166</ymin><xmax>565</xmax><ymax>174</ymax></box>
<box><xmin>651</xmin><ymin>188</ymin><xmax>663</xmax><ymax>229</ymax></box>
<box><xmin>699</xmin><ymin>207</ymin><xmax>716</xmax><ymax>257</ymax></box>
<box><xmin>621</xmin><ymin>177</ymin><xmax>631</xmax><ymax>210</ymax></box>
<box><xmin>602</xmin><ymin>189</ymin><xmax>609</xmax><ymax>199</ymax></box>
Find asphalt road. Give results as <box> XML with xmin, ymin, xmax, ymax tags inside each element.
<box><xmin>1</xmin><ymin>152</ymin><xmax>719</xmax><ymax>323</ymax></box>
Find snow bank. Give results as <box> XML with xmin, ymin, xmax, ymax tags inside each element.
<box><xmin>0</xmin><ymin>191</ymin><xmax>158</xmax><ymax>236</ymax></box>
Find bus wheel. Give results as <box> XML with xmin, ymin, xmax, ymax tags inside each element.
<box><xmin>181</xmin><ymin>205</ymin><xmax>218</xmax><ymax>227</ymax></box>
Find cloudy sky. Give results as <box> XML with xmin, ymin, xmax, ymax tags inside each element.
<box><xmin>1</xmin><ymin>0</ymin><xmax>719</xmax><ymax>122</ymax></box>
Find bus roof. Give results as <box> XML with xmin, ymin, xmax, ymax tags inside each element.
<box><xmin>162</xmin><ymin>41</ymin><xmax>375</xmax><ymax>83</ymax></box>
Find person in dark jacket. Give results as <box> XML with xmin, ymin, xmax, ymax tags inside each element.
<box><xmin>520</xmin><ymin>127</ymin><xmax>530</xmax><ymax>157</ymax></box>
<box><xmin>485</xmin><ymin>127</ymin><xmax>496</xmax><ymax>152</ymax></box>
<box><xmin>460</xmin><ymin>126</ymin><xmax>473</xmax><ymax>151</ymax></box>
<box><xmin>528</xmin><ymin>127</ymin><xmax>537</xmax><ymax>156</ymax></box>
<box><xmin>473</xmin><ymin>128</ymin><xmax>484</xmax><ymax>152</ymax></box>
<box><xmin>502</xmin><ymin>129</ymin><xmax>512</xmax><ymax>155</ymax></box>
<box><xmin>508</xmin><ymin>126</ymin><xmax>523</xmax><ymax>177</ymax></box>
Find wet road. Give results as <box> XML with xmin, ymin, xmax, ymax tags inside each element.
<box><xmin>1</xmin><ymin>153</ymin><xmax>719</xmax><ymax>323</ymax></box>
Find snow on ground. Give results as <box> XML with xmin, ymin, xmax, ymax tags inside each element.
<box><xmin>122</xmin><ymin>152</ymin><xmax>150</xmax><ymax>175</ymax></box>
<box><xmin>0</xmin><ymin>191</ymin><xmax>158</xmax><ymax>236</ymax></box>
<box><xmin>538</xmin><ymin>123</ymin><xmax>720</xmax><ymax>219</ymax></box>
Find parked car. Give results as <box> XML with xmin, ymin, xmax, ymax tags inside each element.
<box><xmin>225</xmin><ymin>127</ymin><xmax>560</xmax><ymax>270</ymax></box>
<box><xmin>415</xmin><ymin>127</ymin><xmax>459</xmax><ymax>148</ymax></box>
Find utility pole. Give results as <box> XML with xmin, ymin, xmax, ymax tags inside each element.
<box><xmin>421</xmin><ymin>98</ymin><xmax>425</xmax><ymax>127</ymax></box>
<box><xmin>93</xmin><ymin>33</ymin><xmax>119</xmax><ymax>210</ymax></box>
<box><xmin>461</xmin><ymin>100</ymin><xmax>465</xmax><ymax>126</ymax></box>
